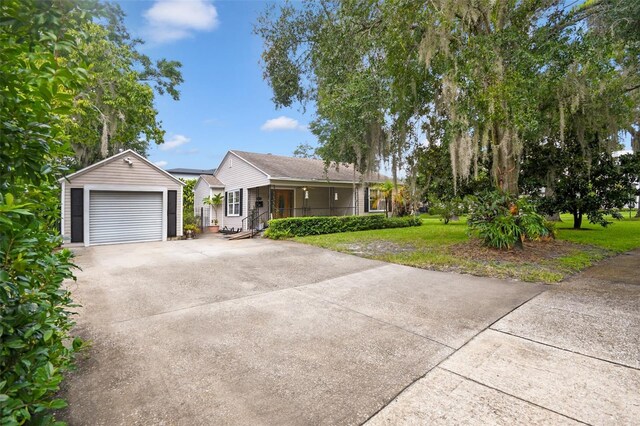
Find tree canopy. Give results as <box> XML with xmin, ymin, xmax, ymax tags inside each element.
<box><xmin>64</xmin><ymin>3</ymin><xmax>183</xmax><ymax>168</ymax></box>
<box><xmin>256</xmin><ymin>0</ymin><xmax>639</xmax><ymax>204</ymax></box>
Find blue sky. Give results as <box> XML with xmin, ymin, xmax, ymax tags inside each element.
<box><xmin>116</xmin><ymin>0</ymin><xmax>317</xmax><ymax>171</ymax></box>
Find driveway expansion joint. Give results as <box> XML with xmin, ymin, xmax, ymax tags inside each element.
<box><xmin>361</xmin><ymin>286</ymin><xmax>550</xmax><ymax>424</ymax></box>
<box><xmin>110</xmin><ymin>263</ymin><xmax>393</xmax><ymax>325</ymax></box>
<box><xmin>438</xmin><ymin>367</ymin><xmax>591</xmax><ymax>425</ymax></box>
<box><xmin>489</xmin><ymin>327</ymin><xmax>640</xmax><ymax>372</ymax></box>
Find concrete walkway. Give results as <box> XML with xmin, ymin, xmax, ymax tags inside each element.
<box><xmin>368</xmin><ymin>250</ymin><xmax>640</xmax><ymax>425</ymax></box>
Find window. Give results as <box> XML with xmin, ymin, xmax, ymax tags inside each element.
<box><xmin>227</xmin><ymin>189</ymin><xmax>240</xmax><ymax>216</ymax></box>
<box><xmin>368</xmin><ymin>188</ymin><xmax>386</xmax><ymax>212</ymax></box>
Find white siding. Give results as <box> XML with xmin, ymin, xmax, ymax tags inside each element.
<box><xmin>194</xmin><ymin>178</ymin><xmax>211</xmax><ymax>217</ymax></box>
<box><xmin>215</xmin><ymin>153</ymin><xmax>270</xmax><ymax>229</ymax></box>
<box><xmin>62</xmin><ymin>153</ymin><xmax>183</xmax><ymax>242</ymax></box>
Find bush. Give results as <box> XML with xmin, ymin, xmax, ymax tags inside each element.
<box><xmin>429</xmin><ymin>197</ymin><xmax>465</xmax><ymax>224</ymax></box>
<box><xmin>265</xmin><ymin>214</ymin><xmax>422</xmax><ymax>238</ymax></box>
<box><xmin>467</xmin><ymin>191</ymin><xmax>554</xmax><ymax>249</ymax></box>
<box><xmin>1</xmin><ymin>195</ymin><xmax>84</xmax><ymax>424</ymax></box>
<box><xmin>1</xmin><ymin>1</ymin><xmax>100</xmax><ymax>423</ymax></box>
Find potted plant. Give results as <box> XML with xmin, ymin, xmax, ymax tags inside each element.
<box><xmin>203</xmin><ymin>193</ymin><xmax>223</xmax><ymax>233</ymax></box>
<box><xmin>184</xmin><ymin>224</ymin><xmax>198</xmax><ymax>239</ymax></box>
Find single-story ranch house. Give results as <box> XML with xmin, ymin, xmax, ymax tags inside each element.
<box><xmin>194</xmin><ymin>150</ymin><xmax>389</xmax><ymax>231</ymax></box>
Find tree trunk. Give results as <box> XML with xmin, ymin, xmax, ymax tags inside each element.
<box><xmin>493</xmin><ymin>123</ymin><xmax>519</xmax><ymax>195</ymax></box>
<box><xmin>636</xmin><ymin>203</ymin><xmax>640</xmax><ymax>218</ymax></box>
<box><xmin>573</xmin><ymin>211</ymin><xmax>583</xmax><ymax>229</ymax></box>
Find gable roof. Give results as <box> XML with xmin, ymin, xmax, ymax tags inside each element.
<box><xmin>229</xmin><ymin>150</ymin><xmax>389</xmax><ymax>183</ymax></box>
<box><xmin>60</xmin><ymin>149</ymin><xmax>185</xmax><ymax>186</ymax></box>
<box><xmin>199</xmin><ymin>174</ymin><xmax>225</xmax><ymax>188</ymax></box>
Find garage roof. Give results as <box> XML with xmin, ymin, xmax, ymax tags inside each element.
<box><xmin>60</xmin><ymin>149</ymin><xmax>185</xmax><ymax>186</ymax></box>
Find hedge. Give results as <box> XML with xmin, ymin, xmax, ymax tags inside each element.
<box><xmin>265</xmin><ymin>214</ymin><xmax>422</xmax><ymax>238</ymax></box>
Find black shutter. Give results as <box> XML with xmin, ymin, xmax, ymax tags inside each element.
<box><xmin>167</xmin><ymin>190</ymin><xmax>177</xmax><ymax>237</ymax></box>
<box><xmin>70</xmin><ymin>188</ymin><xmax>84</xmax><ymax>243</ymax></box>
<box><xmin>239</xmin><ymin>189</ymin><xmax>243</xmax><ymax>216</ymax></box>
<box><xmin>364</xmin><ymin>187</ymin><xmax>370</xmax><ymax>213</ymax></box>
<box><xmin>224</xmin><ymin>192</ymin><xmax>228</xmax><ymax>216</ymax></box>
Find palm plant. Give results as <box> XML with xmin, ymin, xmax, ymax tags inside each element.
<box><xmin>203</xmin><ymin>193</ymin><xmax>224</xmax><ymax>225</ymax></box>
<box><xmin>372</xmin><ymin>181</ymin><xmax>395</xmax><ymax>217</ymax></box>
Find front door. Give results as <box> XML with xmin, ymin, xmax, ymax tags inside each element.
<box><xmin>274</xmin><ymin>190</ymin><xmax>293</xmax><ymax>218</ymax></box>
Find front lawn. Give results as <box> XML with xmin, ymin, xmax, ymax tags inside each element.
<box><xmin>295</xmin><ymin>214</ymin><xmax>640</xmax><ymax>283</ymax></box>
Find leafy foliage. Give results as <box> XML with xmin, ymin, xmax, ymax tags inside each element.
<box><xmin>265</xmin><ymin>215</ymin><xmax>422</xmax><ymax>239</ymax></box>
<box><xmin>292</xmin><ymin>143</ymin><xmax>318</xmax><ymax>159</ymax></box>
<box><xmin>180</xmin><ymin>178</ymin><xmax>196</xmax><ymax>218</ymax></box>
<box><xmin>429</xmin><ymin>197</ymin><xmax>465</xmax><ymax>225</ymax></box>
<box><xmin>203</xmin><ymin>193</ymin><xmax>223</xmax><ymax>225</ymax></box>
<box><xmin>525</xmin><ymin>135</ymin><xmax>640</xmax><ymax>228</ymax></box>
<box><xmin>467</xmin><ymin>192</ymin><xmax>553</xmax><ymax>250</ymax></box>
<box><xmin>0</xmin><ymin>0</ymin><xmax>98</xmax><ymax>423</ymax></box>
<box><xmin>64</xmin><ymin>3</ymin><xmax>183</xmax><ymax>168</ymax></box>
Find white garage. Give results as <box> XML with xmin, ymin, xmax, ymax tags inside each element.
<box><xmin>60</xmin><ymin>150</ymin><xmax>184</xmax><ymax>246</ymax></box>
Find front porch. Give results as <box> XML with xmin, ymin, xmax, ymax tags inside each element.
<box><xmin>246</xmin><ymin>184</ymin><xmax>358</xmax><ymax>229</ymax></box>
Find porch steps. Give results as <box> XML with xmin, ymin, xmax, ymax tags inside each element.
<box><xmin>227</xmin><ymin>230</ymin><xmax>255</xmax><ymax>240</ymax></box>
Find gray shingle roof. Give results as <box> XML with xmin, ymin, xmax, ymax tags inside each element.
<box><xmin>231</xmin><ymin>150</ymin><xmax>389</xmax><ymax>183</ymax></box>
<box><xmin>167</xmin><ymin>168</ymin><xmax>216</xmax><ymax>175</ymax></box>
<box><xmin>200</xmin><ymin>174</ymin><xmax>224</xmax><ymax>187</ymax></box>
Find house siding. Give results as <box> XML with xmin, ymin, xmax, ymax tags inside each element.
<box><xmin>193</xmin><ymin>178</ymin><xmax>211</xmax><ymax>219</ymax></box>
<box><xmin>215</xmin><ymin>152</ymin><xmax>270</xmax><ymax>229</ymax></box>
<box><xmin>62</xmin><ymin>153</ymin><xmax>183</xmax><ymax>242</ymax></box>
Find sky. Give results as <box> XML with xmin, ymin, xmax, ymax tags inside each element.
<box><xmin>115</xmin><ymin>0</ymin><xmax>317</xmax><ymax>171</ymax></box>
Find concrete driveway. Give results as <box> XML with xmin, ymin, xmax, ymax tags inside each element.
<box><xmin>60</xmin><ymin>236</ymin><xmax>545</xmax><ymax>425</ymax></box>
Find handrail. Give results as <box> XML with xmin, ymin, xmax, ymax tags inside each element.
<box><xmin>241</xmin><ymin>210</ymin><xmax>270</xmax><ymax>237</ymax></box>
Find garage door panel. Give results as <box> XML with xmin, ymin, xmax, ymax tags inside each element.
<box><xmin>90</xmin><ymin>191</ymin><xmax>163</xmax><ymax>245</ymax></box>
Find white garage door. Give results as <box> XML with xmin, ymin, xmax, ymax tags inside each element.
<box><xmin>89</xmin><ymin>191</ymin><xmax>163</xmax><ymax>245</ymax></box>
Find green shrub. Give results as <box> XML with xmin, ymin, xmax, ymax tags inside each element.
<box><xmin>1</xmin><ymin>2</ymin><xmax>99</xmax><ymax>423</ymax></box>
<box><xmin>467</xmin><ymin>191</ymin><xmax>553</xmax><ymax>249</ymax></box>
<box><xmin>429</xmin><ymin>197</ymin><xmax>465</xmax><ymax>224</ymax></box>
<box><xmin>266</xmin><ymin>214</ymin><xmax>422</xmax><ymax>238</ymax></box>
<box><xmin>1</xmin><ymin>195</ymin><xmax>84</xmax><ymax>424</ymax></box>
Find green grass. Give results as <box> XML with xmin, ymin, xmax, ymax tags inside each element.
<box><xmin>295</xmin><ymin>213</ymin><xmax>640</xmax><ymax>284</ymax></box>
<box><xmin>556</xmin><ymin>214</ymin><xmax>640</xmax><ymax>252</ymax></box>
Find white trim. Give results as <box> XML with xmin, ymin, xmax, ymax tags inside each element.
<box><xmin>226</xmin><ymin>188</ymin><xmax>241</xmax><ymax>217</ymax></box>
<box><xmin>60</xmin><ymin>149</ymin><xmax>185</xmax><ymax>186</ymax></box>
<box><xmin>60</xmin><ymin>180</ymin><xmax>65</xmax><ymax>239</ymax></box>
<box><xmin>83</xmin><ymin>185</ymin><xmax>167</xmax><ymax>247</ymax></box>
<box><xmin>270</xmin><ymin>179</ymin><xmax>357</xmax><ymax>187</ymax></box>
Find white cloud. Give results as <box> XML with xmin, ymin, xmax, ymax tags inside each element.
<box><xmin>260</xmin><ymin>116</ymin><xmax>307</xmax><ymax>132</ymax></box>
<box><xmin>159</xmin><ymin>134</ymin><xmax>190</xmax><ymax>151</ymax></box>
<box><xmin>155</xmin><ymin>160</ymin><xmax>168</xmax><ymax>168</ymax></box>
<box><xmin>143</xmin><ymin>0</ymin><xmax>219</xmax><ymax>44</ymax></box>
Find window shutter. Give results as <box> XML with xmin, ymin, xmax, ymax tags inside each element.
<box><xmin>364</xmin><ymin>187</ymin><xmax>369</xmax><ymax>213</ymax></box>
<box><xmin>224</xmin><ymin>192</ymin><xmax>228</xmax><ymax>216</ymax></box>
<box><xmin>239</xmin><ymin>189</ymin><xmax>243</xmax><ymax>217</ymax></box>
